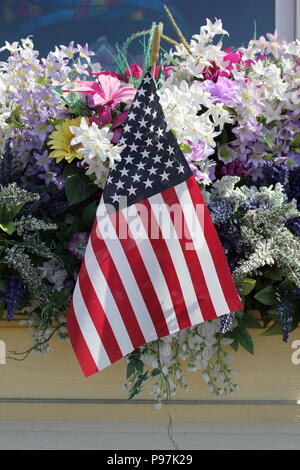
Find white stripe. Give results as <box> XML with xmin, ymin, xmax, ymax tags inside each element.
<box><xmin>174</xmin><ymin>181</ymin><xmax>230</xmax><ymax>315</ymax></box>
<box><xmin>84</xmin><ymin>239</ymin><xmax>133</xmax><ymax>356</ymax></box>
<box><xmin>122</xmin><ymin>205</ymin><xmax>180</xmax><ymax>335</ymax></box>
<box><xmin>149</xmin><ymin>193</ymin><xmax>204</xmax><ymax>325</ymax></box>
<box><xmin>73</xmin><ymin>281</ymin><xmax>111</xmax><ymax>371</ymax></box>
<box><xmin>96</xmin><ymin>202</ymin><xmax>158</xmax><ymax>343</ymax></box>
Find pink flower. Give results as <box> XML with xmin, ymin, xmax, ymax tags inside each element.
<box><xmin>124</xmin><ymin>64</ymin><xmax>143</xmax><ymax>80</ymax></box>
<box><xmin>154</xmin><ymin>65</ymin><xmax>178</xmax><ymax>79</ymax></box>
<box><xmin>88</xmin><ymin>70</ymin><xmax>124</xmax><ymax>80</ymax></box>
<box><xmin>90</xmin><ymin>110</ymin><xmax>129</xmax><ymax>143</ymax></box>
<box><xmin>64</xmin><ymin>74</ymin><xmax>136</xmax><ymax>108</ymax></box>
<box><xmin>124</xmin><ymin>63</ymin><xmax>179</xmax><ymax>81</ymax></box>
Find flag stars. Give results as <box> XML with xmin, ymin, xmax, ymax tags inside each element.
<box><xmin>133</xmin><ymin>99</ymin><xmax>141</xmax><ymax>108</ymax></box>
<box><xmin>127</xmin><ymin>185</ymin><xmax>137</xmax><ymax>196</ymax></box>
<box><xmin>116</xmin><ymin>180</ymin><xmax>125</xmax><ymax>190</ymax></box>
<box><xmin>153</xmin><ymin>154</ymin><xmax>162</xmax><ymax>163</ymax></box>
<box><xmin>143</xmin><ymin>75</ymin><xmax>151</xmax><ymax>84</ymax></box>
<box><xmin>132</xmin><ymin>173</ymin><xmax>142</xmax><ymax>182</ymax></box>
<box><xmin>128</xmin><ymin>142</ymin><xmax>138</xmax><ymax>152</ymax></box>
<box><xmin>133</xmin><ymin>130</ymin><xmax>143</xmax><ymax>140</ymax></box>
<box><xmin>111</xmin><ymin>193</ymin><xmax>120</xmax><ymax>203</ymax></box>
<box><xmin>123</xmin><ymin>124</ymin><xmax>131</xmax><ymax>133</ymax></box>
<box><xmin>138</xmin><ymin>87</ymin><xmax>146</xmax><ymax>96</ymax></box>
<box><xmin>160</xmin><ymin>171</ymin><xmax>169</xmax><ymax>181</ymax></box>
<box><xmin>118</xmin><ymin>137</ymin><xmax>127</xmax><ymax>146</ymax></box>
<box><xmin>128</xmin><ymin>111</ymin><xmax>136</xmax><ymax>120</ymax></box>
<box><xmin>144</xmin><ymin>178</ymin><xmax>153</xmax><ymax>188</ymax></box>
<box><xmin>124</xmin><ymin>154</ymin><xmax>134</xmax><ymax>164</ymax></box>
<box><xmin>120</xmin><ymin>167</ymin><xmax>129</xmax><ymax>177</ymax></box>
<box><xmin>157</xmin><ymin>128</ymin><xmax>164</xmax><ymax>138</ymax></box>
<box><xmin>104</xmin><ymin>70</ymin><xmax>192</xmax><ymax>210</ymax></box>
<box><xmin>145</xmin><ymin>137</ymin><xmax>152</xmax><ymax>146</ymax></box>
<box><xmin>141</xmin><ymin>149</ymin><xmax>150</xmax><ymax>159</ymax></box>
<box><xmin>177</xmin><ymin>164</ymin><xmax>185</xmax><ymax>173</ymax></box>
<box><xmin>149</xmin><ymin>166</ymin><xmax>158</xmax><ymax>175</ymax></box>
<box><xmin>164</xmin><ymin>159</ymin><xmax>173</xmax><ymax>169</ymax></box>
<box><xmin>136</xmin><ymin>161</ymin><xmax>146</xmax><ymax>170</ymax></box>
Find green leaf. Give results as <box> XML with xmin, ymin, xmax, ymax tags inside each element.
<box><xmin>81</xmin><ymin>202</ymin><xmax>97</xmax><ymax>229</ymax></box>
<box><xmin>253</xmin><ymin>19</ymin><xmax>257</xmax><ymax>40</ymax></box>
<box><xmin>63</xmin><ymin>164</ymin><xmax>98</xmax><ymax>205</ymax></box>
<box><xmin>151</xmin><ymin>368</ymin><xmax>161</xmax><ymax>377</ymax></box>
<box><xmin>292</xmin><ymin>133</ymin><xmax>300</xmax><ymax>147</ymax></box>
<box><xmin>241</xmin><ymin>312</ymin><xmax>263</xmax><ymax>329</ymax></box>
<box><xmin>135</xmin><ymin>359</ymin><xmax>144</xmax><ymax>374</ymax></box>
<box><xmin>236</xmin><ymin>278</ymin><xmax>256</xmax><ymax>296</ymax></box>
<box><xmin>179</xmin><ymin>143</ymin><xmax>192</xmax><ymax>153</ymax></box>
<box><xmin>263</xmin><ymin>154</ymin><xmax>273</xmax><ymax>161</ymax></box>
<box><xmin>260</xmin><ymin>322</ymin><xmax>282</xmax><ymax>336</ymax></box>
<box><xmin>230</xmin><ymin>337</ymin><xmax>239</xmax><ymax>352</ymax></box>
<box><xmin>254</xmin><ymin>285</ymin><xmax>277</xmax><ymax>305</ymax></box>
<box><xmin>237</xmin><ymin>326</ymin><xmax>254</xmax><ymax>354</ymax></box>
<box><xmin>264</xmin><ymin>267</ymin><xmax>283</xmax><ymax>282</ymax></box>
<box><xmin>126</xmin><ymin>361</ymin><xmax>136</xmax><ymax>380</ymax></box>
<box><xmin>0</xmin><ymin>221</ymin><xmax>15</xmax><ymax>235</ymax></box>
<box><xmin>264</xmin><ymin>135</ymin><xmax>273</xmax><ymax>149</ymax></box>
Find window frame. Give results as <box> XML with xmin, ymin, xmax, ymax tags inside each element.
<box><xmin>275</xmin><ymin>0</ymin><xmax>300</xmax><ymax>40</ymax></box>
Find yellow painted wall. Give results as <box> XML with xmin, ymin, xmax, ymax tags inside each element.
<box><xmin>0</xmin><ymin>324</ymin><xmax>300</xmax><ymax>422</ymax></box>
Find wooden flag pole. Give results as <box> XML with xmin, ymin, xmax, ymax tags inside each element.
<box><xmin>151</xmin><ymin>23</ymin><xmax>163</xmax><ymax>75</ymax></box>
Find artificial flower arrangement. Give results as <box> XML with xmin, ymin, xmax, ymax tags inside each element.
<box><xmin>0</xmin><ymin>15</ymin><xmax>300</xmax><ymax>407</ymax></box>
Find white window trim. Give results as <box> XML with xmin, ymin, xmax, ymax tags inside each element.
<box><xmin>275</xmin><ymin>0</ymin><xmax>300</xmax><ymax>40</ymax></box>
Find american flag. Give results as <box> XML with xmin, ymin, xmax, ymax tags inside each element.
<box><xmin>67</xmin><ymin>70</ymin><xmax>243</xmax><ymax>377</ymax></box>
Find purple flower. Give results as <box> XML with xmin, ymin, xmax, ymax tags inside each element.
<box><xmin>287</xmin><ymin>150</ymin><xmax>300</xmax><ymax>166</ymax></box>
<box><xmin>0</xmin><ymin>279</ymin><xmax>26</xmax><ymax>321</ymax></box>
<box><xmin>185</xmin><ymin>140</ymin><xmax>214</xmax><ymax>162</ymax></box>
<box><xmin>220</xmin><ymin>312</ymin><xmax>235</xmax><ymax>334</ymax></box>
<box><xmin>68</xmin><ymin>232</ymin><xmax>89</xmax><ymax>260</ymax></box>
<box><xmin>38</xmin><ymin>171</ymin><xmax>64</xmax><ymax>189</ymax></box>
<box><xmin>33</xmin><ymin>150</ymin><xmax>51</xmax><ymax>170</ymax></box>
<box><xmin>219</xmin><ymin>158</ymin><xmax>251</xmax><ymax>178</ymax></box>
<box><xmin>262</xmin><ymin>161</ymin><xmax>289</xmax><ymax>188</ymax></box>
<box><xmin>203</xmin><ymin>76</ymin><xmax>240</xmax><ymax>107</ymax></box>
<box><xmin>232</xmin><ymin>122</ymin><xmax>261</xmax><ymax>144</ymax></box>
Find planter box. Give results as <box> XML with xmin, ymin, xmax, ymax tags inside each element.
<box><xmin>0</xmin><ymin>324</ymin><xmax>300</xmax><ymax>423</ymax></box>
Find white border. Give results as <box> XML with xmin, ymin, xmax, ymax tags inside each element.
<box><xmin>275</xmin><ymin>0</ymin><xmax>297</xmax><ymax>40</ymax></box>
<box><xmin>296</xmin><ymin>0</ymin><xmax>300</xmax><ymax>38</ymax></box>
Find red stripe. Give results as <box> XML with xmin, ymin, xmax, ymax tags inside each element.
<box><xmin>186</xmin><ymin>176</ymin><xmax>243</xmax><ymax>312</ymax></box>
<box><xmin>111</xmin><ymin>211</ymin><xmax>170</xmax><ymax>338</ymax></box>
<box><xmin>67</xmin><ymin>301</ymin><xmax>98</xmax><ymax>377</ymax></box>
<box><xmin>138</xmin><ymin>198</ymin><xmax>192</xmax><ymax>330</ymax></box>
<box><xmin>78</xmin><ymin>258</ymin><xmax>123</xmax><ymax>364</ymax></box>
<box><xmin>161</xmin><ymin>186</ymin><xmax>218</xmax><ymax>321</ymax></box>
<box><xmin>90</xmin><ymin>220</ymin><xmax>146</xmax><ymax>348</ymax></box>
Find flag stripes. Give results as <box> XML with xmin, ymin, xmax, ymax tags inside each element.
<box><xmin>185</xmin><ymin>177</ymin><xmax>242</xmax><ymax>312</ymax></box>
<box><xmin>68</xmin><ymin>70</ymin><xmax>243</xmax><ymax>377</ymax></box>
<box><xmin>90</xmin><ymin>224</ymin><xmax>146</xmax><ymax>349</ymax></box>
<box><xmin>68</xmin><ymin>176</ymin><xmax>242</xmax><ymax>376</ymax></box>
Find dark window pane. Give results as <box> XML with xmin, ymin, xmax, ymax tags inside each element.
<box><xmin>1</xmin><ymin>0</ymin><xmax>275</xmax><ymax>59</ymax></box>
